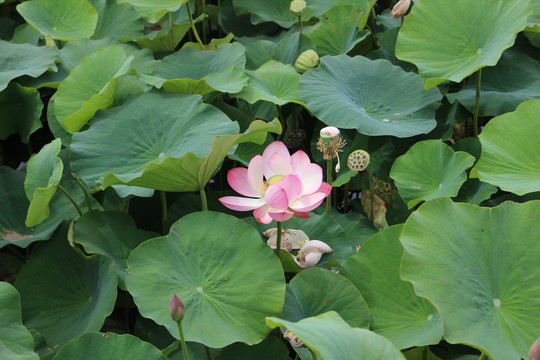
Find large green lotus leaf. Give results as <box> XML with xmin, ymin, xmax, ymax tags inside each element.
<box><xmin>53</xmin><ymin>332</ymin><xmax>166</xmax><ymax>360</ymax></box>
<box><xmin>390</xmin><ymin>140</ymin><xmax>475</xmax><ymax>209</ymax></box>
<box><xmin>17</xmin><ymin>0</ymin><xmax>98</xmax><ymax>40</ymax></box>
<box><xmin>246</xmin><ymin>212</ymin><xmax>356</xmax><ymax>269</ymax></box>
<box><xmin>395</xmin><ymin>0</ymin><xmax>532</xmax><ymax>89</ymax></box>
<box><xmin>216</xmin><ymin>335</ymin><xmax>290</xmax><ymax>360</ymax></box>
<box><xmin>152</xmin><ymin>43</ymin><xmax>248</xmax><ymax>95</ymax></box>
<box><xmin>340</xmin><ymin>225</ymin><xmax>443</xmax><ymax>349</ymax></box>
<box><xmin>305</xmin><ymin>5</ymin><xmax>369</xmax><ymax>56</ymax></box>
<box><xmin>54</xmin><ymin>45</ymin><xmax>133</xmax><ymax>133</ymax></box>
<box><xmin>472</xmin><ymin>99</ymin><xmax>540</xmax><ymax>195</ymax></box>
<box><xmin>90</xmin><ymin>0</ymin><xmax>144</xmax><ymax>40</ymax></box>
<box><xmin>527</xmin><ymin>0</ymin><xmax>540</xmax><ymax>32</ymax></box>
<box><xmin>11</xmin><ymin>23</ymin><xmax>43</xmax><ymax>45</ymax></box>
<box><xmin>126</xmin><ymin>211</ymin><xmax>285</xmax><ymax>348</ymax></box>
<box><xmin>266</xmin><ymin>312</ymin><xmax>405</xmax><ymax>360</ymax></box>
<box><xmin>15</xmin><ymin>225</ymin><xmax>117</xmax><ymax>347</ymax></box>
<box><xmin>24</xmin><ymin>139</ymin><xmax>63</xmax><ymax>227</ymax></box>
<box><xmin>234</xmin><ymin>60</ymin><xmax>304</xmax><ymax>106</ymax></box>
<box><xmin>233</xmin><ymin>0</ymin><xmax>313</xmax><ymax>28</ymax></box>
<box><xmin>0</xmin><ymin>82</ymin><xmax>43</xmax><ymax>143</ymax></box>
<box><xmin>0</xmin><ymin>282</ymin><xmax>39</xmax><ymax>360</ymax></box>
<box><xmin>0</xmin><ymin>153</ymin><xmax>94</xmax><ymax>249</ymax></box>
<box><xmin>282</xmin><ymin>267</ymin><xmax>370</xmax><ymax>328</ymax></box>
<box><xmin>446</xmin><ymin>51</ymin><xmax>540</xmax><ymax>117</ymax></box>
<box><xmin>400</xmin><ymin>197</ymin><xmax>540</xmax><ymax>359</ymax></box>
<box><xmin>73</xmin><ymin>211</ymin><xmax>157</xmax><ymax>290</ymax></box>
<box><xmin>300</xmin><ymin>55</ymin><xmax>441</xmax><ymax>137</ymax></box>
<box><xmin>0</xmin><ymin>41</ymin><xmax>57</xmax><ymax>91</ymax></box>
<box><xmin>70</xmin><ymin>92</ymin><xmax>279</xmax><ymax>192</ymax></box>
<box><xmin>117</xmin><ymin>0</ymin><xmax>187</xmax><ymax>23</ymax></box>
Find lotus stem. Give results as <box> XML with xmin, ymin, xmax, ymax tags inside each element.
<box><xmin>186</xmin><ymin>1</ymin><xmax>204</xmax><ymax>49</ymax></box>
<box><xmin>71</xmin><ymin>173</ymin><xmax>93</xmax><ymax>211</ymax></box>
<box><xmin>160</xmin><ymin>191</ymin><xmax>168</xmax><ymax>228</ymax></box>
<box><xmin>344</xmin><ymin>181</ymin><xmax>350</xmax><ymax>212</ymax></box>
<box><xmin>168</xmin><ymin>11</ymin><xmax>175</xmax><ymax>51</ymax></box>
<box><xmin>202</xmin><ymin>0</ymin><xmax>207</xmax><ymax>44</ymax></box>
<box><xmin>310</xmin><ymin>349</ymin><xmax>318</xmax><ymax>360</ymax></box>
<box><xmin>473</xmin><ymin>68</ymin><xmax>482</xmax><ymax>137</ymax></box>
<box><xmin>298</xmin><ymin>15</ymin><xmax>303</xmax><ymax>34</ymax></box>
<box><xmin>205</xmin><ymin>346</ymin><xmax>214</xmax><ymax>360</ymax></box>
<box><xmin>200</xmin><ymin>186</ymin><xmax>208</xmax><ymax>211</ymax></box>
<box><xmin>367</xmin><ymin>170</ymin><xmax>374</xmax><ymax>221</ymax></box>
<box><xmin>275</xmin><ymin>221</ymin><xmax>282</xmax><ymax>261</ymax></box>
<box><xmin>326</xmin><ymin>159</ymin><xmax>332</xmax><ymax>214</ymax></box>
<box><xmin>478</xmin><ymin>353</ymin><xmax>487</xmax><ymax>360</ymax></box>
<box><xmin>57</xmin><ymin>184</ymin><xmax>83</xmax><ymax>216</ymax></box>
<box><xmin>178</xmin><ymin>321</ymin><xmax>189</xmax><ymax>360</ymax></box>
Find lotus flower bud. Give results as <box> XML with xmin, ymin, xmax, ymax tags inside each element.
<box><xmin>170</xmin><ymin>294</ymin><xmax>184</xmax><ymax>322</ymax></box>
<box><xmin>294</xmin><ymin>49</ymin><xmax>320</xmax><ymax>74</ymax></box>
<box><xmin>295</xmin><ymin>240</ymin><xmax>333</xmax><ymax>268</ymax></box>
<box><xmin>290</xmin><ymin>0</ymin><xmax>306</xmax><ymax>16</ymax></box>
<box><xmin>391</xmin><ymin>0</ymin><xmax>410</xmax><ymax>19</ymax></box>
<box><xmin>347</xmin><ymin>150</ymin><xmax>370</xmax><ymax>172</ymax></box>
<box><xmin>284</xmin><ymin>330</ymin><xmax>305</xmax><ymax>348</ymax></box>
<box><xmin>530</xmin><ymin>338</ymin><xmax>540</xmax><ymax>360</ymax></box>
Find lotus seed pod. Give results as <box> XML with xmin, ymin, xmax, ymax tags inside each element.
<box><xmin>294</xmin><ymin>49</ymin><xmax>320</xmax><ymax>73</ymax></box>
<box><xmin>391</xmin><ymin>0</ymin><xmax>410</xmax><ymax>18</ymax></box>
<box><xmin>347</xmin><ymin>150</ymin><xmax>370</xmax><ymax>171</ymax></box>
<box><xmin>530</xmin><ymin>338</ymin><xmax>540</xmax><ymax>360</ymax></box>
<box><xmin>290</xmin><ymin>0</ymin><xmax>306</xmax><ymax>16</ymax></box>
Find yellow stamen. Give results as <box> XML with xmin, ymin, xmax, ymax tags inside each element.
<box><xmin>268</xmin><ymin>175</ymin><xmax>284</xmax><ymax>184</ymax></box>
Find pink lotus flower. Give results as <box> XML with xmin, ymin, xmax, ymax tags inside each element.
<box><xmin>219</xmin><ymin>141</ymin><xmax>331</xmax><ymax>224</ymax></box>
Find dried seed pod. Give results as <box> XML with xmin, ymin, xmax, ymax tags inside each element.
<box><xmin>347</xmin><ymin>150</ymin><xmax>370</xmax><ymax>171</ymax></box>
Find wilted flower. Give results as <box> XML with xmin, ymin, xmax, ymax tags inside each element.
<box><xmin>317</xmin><ymin>127</ymin><xmax>346</xmax><ymax>160</ymax></box>
<box><xmin>219</xmin><ymin>141</ymin><xmax>331</xmax><ymax>224</ymax></box>
<box><xmin>530</xmin><ymin>338</ymin><xmax>540</xmax><ymax>360</ymax></box>
<box><xmin>294</xmin><ymin>50</ymin><xmax>320</xmax><ymax>73</ymax></box>
<box><xmin>295</xmin><ymin>240</ymin><xmax>333</xmax><ymax>268</ymax></box>
<box><xmin>265</xmin><ymin>228</ymin><xmax>309</xmax><ymax>251</ymax></box>
<box><xmin>391</xmin><ymin>0</ymin><xmax>410</xmax><ymax>18</ymax></box>
<box><xmin>170</xmin><ymin>294</ymin><xmax>184</xmax><ymax>322</ymax></box>
<box><xmin>284</xmin><ymin>330</ymin><xmax>305</xmax><ymax>348</ymax></box>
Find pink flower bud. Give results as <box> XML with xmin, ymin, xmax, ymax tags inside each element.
<box><xmin>170</xmin><ymin>294</ymin><xmax>185</xmax><ymax>322</ymax></box>
<box><xmin>530</xmin><ymin>338</ymin><xmax>540</xmax><ymax>360</ymax></box>
<box><xmin>391</xmin><ymin>0</ymin><xmax>410</xmax><ymax>18</ymax></box>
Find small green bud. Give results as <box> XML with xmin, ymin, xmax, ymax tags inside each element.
<box><xmin>347</xmin><ymin>150</ymin><xmax>370</xmax><ymax>172</ymax></box>
<box><xmin>294</xmin><ymin>49</ymin><xmax>320</xmax><ymax>73</ymax></box>
<box><xmin>170</xmin><ymin>294</ymin><xmax>185</xmax><ymax>322</ymax></box>
<box><xmin>290</xmin><ymin>0</ymin><xmax>306</xmax><ymax>16</ymax></box>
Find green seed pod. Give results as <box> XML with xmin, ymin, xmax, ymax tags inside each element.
<box><xmin>347</xmin><ymin>150</ymin><xmax>370</xmax><ymax>171</ymax></box>
<box><xmin>290</xmin><ymin>0</ymin><xmax>306</xmax><ymax>16</ymax></box>
<box><xmin>294</xmin><ymin>49</ymin><xmax>320</xmax><ymax>73</ymax></box>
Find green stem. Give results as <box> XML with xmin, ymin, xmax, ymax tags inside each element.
<box><xmin>310</xmin><ymin>349</ymin><xmax>318</xmax><ymax>360</ymax></box>
<box><xmin>200</xmin><ymin>187</ymin><xmax>208</xmax><ymax>211</ymax></box>
<box><xmin>325</xmin><ymin>159</ymin><xmax>333</xmax><ymax>214</ymax></box>
<box><xmin>168</xmin><ymin>11</ymin><xmax>175</xmax><ymax>51</ymax></box>
<box><xmin>343</xmin><ymin>181</ymin><xmax>350</xmax><ymax>212</ymax></box>
<box><xmin>478</xmin><ymin>353</ymin><xmax>487</xmax><ymax>360</ymax></box>
<box><xmin>367</xmin><ymin>170</ymin><xmax>374</xmax><ymax>221</ymax></box>
<box><xmin>294</xmin><ymin>355</ymin><xmax>299</xmax><ymax>360</ymax></box>
<box><xmin>298</xmin><ymin>15</ymin><xmax>303</xmax><ymax>34</ymax></box>
<box><xmin>274</xmin><ymin>221</ymin><xmax>282</xmax><ymax>261</ymax></box>
<box><xmin>422</xmin><ymin>346</ymin><xmax>428</xmax><ymax>360</ymax></box>
<box><xmin>202</xmin><ymin>0</ymin><xmax>206</xmax><ymax>44</ymax></box>
<box><xmin>57</xmin><ymin>184</ymin><xmax>83</xmax><ymax>216</ymax></box>
<box><xmin>178</xmin><ymin>321</ymin><xmax>189</xmax><ymax>360</ymax></box>
<box><xmin>72</xmin><ymin>173</ymin><xmax>93</xmax><ymax>211</ymax></box>
<box><xmin>473</xmin><ymin>68</ymin><xmax>482</xmax><ymax>137</ymax></box>
<box><xmin>160</xmin><ymin>191</ymin><xmax>168</xmax><ymax>227</ymax></box>
<box><xmin>186</xmin><ymin>1</ymin><xmax>204</xmax><ymax>49</ymax></box>
<box><xmin>205</xmin><ymin>346</ymin><xmax>214</xmax><ymax>360</ymax></box>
